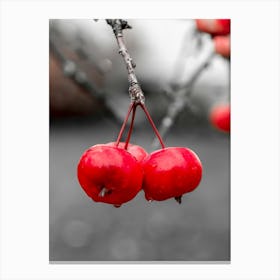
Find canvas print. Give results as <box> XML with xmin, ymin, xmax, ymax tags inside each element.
<box><xmin>49</xmin><ymin>19</ymin><xmax>230</xmax><ymax>262</ymax></box>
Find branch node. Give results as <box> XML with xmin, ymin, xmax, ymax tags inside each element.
<box><xmin>129</xmin><ymin>83</ymin><xmax>145</xmax><ymax>104</ymax></box>
<box><xmin>106</xmin><ymin>19</ymin><xmax>132</xmax><ymax>37</ymax></box>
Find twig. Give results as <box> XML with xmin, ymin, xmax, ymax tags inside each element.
<box><xmin>152</xmin><ymin>32</ymin><xmax>215</xmax><ymax>149</ymax></box>
<box><xmin>106</xmin><ymin>19</ymin><xmax>145</xmax><ymax>105</ymax></box>
<box><xmin>177</xmin><ymin>33</ymin><xmax>214</xmax><ymax>91</ymax></box>
<box><xmin>107</xmin><ymin>19</ymin><xmax>166</xmax><ymax>149</ymax></box>
<box><xmin>169</xmin><ymin>27</ymin><xmax>201</xmax><ymax>90</ymax></box>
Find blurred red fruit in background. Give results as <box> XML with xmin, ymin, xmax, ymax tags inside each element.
<box><xmin>195</xmin><ymin>19</ymin><xmax>230</xmax><ymax>36</ymax></box>
<box><xmin>214</xmin><ymin>35</ymin><xmax>230</xmax><ymax>57</ymax></box>
<box><xmin>209</xmin><ymin>104</ymin><xmax>230</xmax><ymax>133</ymax></box>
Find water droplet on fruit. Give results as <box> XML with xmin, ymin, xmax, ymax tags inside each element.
<box><xmin>145</xmin><ymin>193</ymin><xmax>153</xmax><ymax>202</ymax></box>
<box><xmin>114</xmin><ymin>204</ymin><xmax>122</xmax><ymax>208</ymax></box>
<box><xmin>175</xmin><ymin>196</ymin><xmax>182</xmax><ymax>204</ymax></box>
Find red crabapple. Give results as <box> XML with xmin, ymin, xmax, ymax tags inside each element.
<box><xmin>209</xmin><ymin>104</ymin><xmax>230</xmax><ymax>132</ymax></box>
<box><xmin>142</xmin><ymin>147</ymin><xmax>203</xmax><ymax>202</ymax></box>
<box><xmin>214</xmin><ymin>35</ymin><xmax>230</xmax><ymax>57</ymax></box>
<box><xmin>77</xmin><ymin>145</ymin><xmax>143</xmax><ymax>206</ymax></box>
<box><xmin>195</xmin><ymin>19</ymin><xmax>230</xmax><ymax>36</ymax></box>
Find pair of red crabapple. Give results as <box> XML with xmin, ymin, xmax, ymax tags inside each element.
<box><xmin>77</xmin><ymin>102</ymin><xmax>203</xmax><ymax>207</ymax></box>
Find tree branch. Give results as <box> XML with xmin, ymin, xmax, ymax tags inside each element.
<box><xmin>106</xmin><ymin>19</ymin><xmax>145</xmax><ymax>105</ymax></box>
<box><xmin>152</xmin><ymin>32</ymin><xmax>215</xmax><ymax>149</ymax></box>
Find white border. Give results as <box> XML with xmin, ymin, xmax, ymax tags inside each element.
<box><xmin>1</xmin><ymin>0</ymin><xmax>279</xmax><ymax>279</ymax></box>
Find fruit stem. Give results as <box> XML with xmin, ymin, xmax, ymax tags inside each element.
<box><xmin>116</xmin><ymin>103</ymin><xmax>134</xmax><ymax>146</ymax></box>
<box><xmin>139</xmin><ymin>103</ymin><xmax>165</xmax><ymax>149</ymax></box>
<box><xmin>124</xmin><ymin>104</ymin><xmax>137</xmax><ymax>150</ymax></box>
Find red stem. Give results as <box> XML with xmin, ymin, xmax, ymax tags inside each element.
<box><xmin>124</xmin><ymin>104</ymin><xmax>137</xmax><ymax>150</ymax></box>
<box><xmin>116</xmin><ymin>103</ymin><xmax>134</xmax><ymax>146</ymax></box>
<box><xmin>139</xmin><ymin>103</ymin><xmax>165</xmax><ymax>149</ymax></box>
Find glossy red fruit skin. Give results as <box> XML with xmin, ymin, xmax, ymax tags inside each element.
<box><xmin>195</xmin><ymin>19</ymin><xmax>230</xmax><ymax>36</ymax></box>
<box><xmin>105</xmin><ymin>142</ymin><xmax>148</xmax><ymax>162</ymax></box>
<box><xmin>210</xmin><ymin>104</ymin><xmax>230</xmax><ymax>132</ymax></box>
<box><xmin>142</xmin><ymin>147</ymin><xmax>203</xmax><ymax>201</ymax></box>
<box><xmin>214</xmin><ymin>35</ymin><xmax>230</xmax><ymax>57</ymax></box>
<box><xmin>77</xmin><ymin>145</ymin><xmax>143</xmax><ymax>205</ymax></box>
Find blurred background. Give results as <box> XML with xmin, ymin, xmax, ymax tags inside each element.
<box><xmin>49</xmin><ymin>19</ymin><xmax>230</xmax><ymax>262</ymax></box>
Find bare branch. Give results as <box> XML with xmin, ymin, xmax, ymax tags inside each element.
<box><xmin>152</xmin><ymin>32</ymin><xmax>215</xmax><ymax>149</ymax></box>
<box><xmin>106</xmin><ymin>19</ymin><xmax>145</xmax><ymax>105</ymax></box>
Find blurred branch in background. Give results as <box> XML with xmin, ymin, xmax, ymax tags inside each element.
<box><xmin>152</xmin><ymin>31</ymin><xmax>215</xmax><ymax>149</ymax></box>
<box><xmin>49</xmin><ymin>20</ymin><xmax>119</xmax><ymax>123</ymax></box>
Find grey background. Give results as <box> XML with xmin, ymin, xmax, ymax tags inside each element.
<box><xmin>49</xmin><ymin>117</ymin><xmax>230</xmax><ymax>262</ymax></box>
